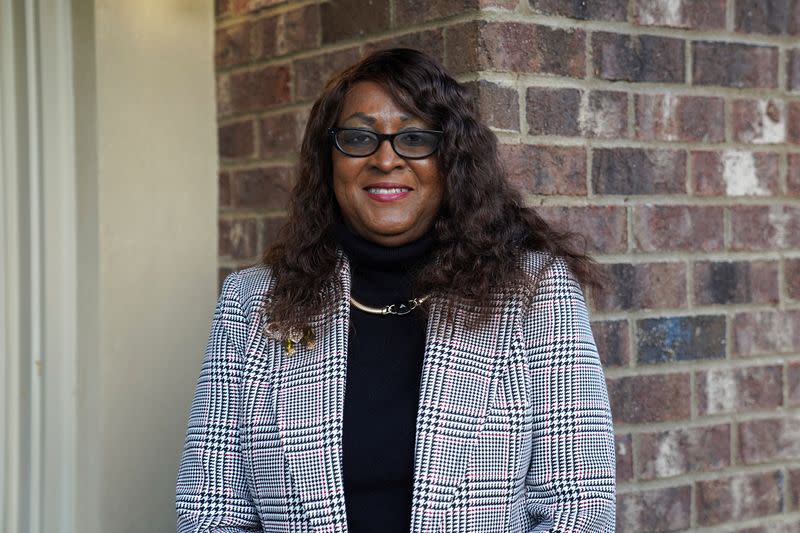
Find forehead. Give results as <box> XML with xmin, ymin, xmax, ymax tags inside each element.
<box><xmin>338</xmin><ymin>81</ymin><xmax>420</xmax><ymax>123</ymax></box>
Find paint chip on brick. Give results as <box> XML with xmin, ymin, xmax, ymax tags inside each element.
<box><xmin>722</xmin><ymin>151</ymin><xmax>770</xmax><ymax>195</ymax></box>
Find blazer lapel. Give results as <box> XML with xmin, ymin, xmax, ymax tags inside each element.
<box><xmin>273</xmin><ymin>259</ymin><xmax>351</xmax><ymax>533</ymax></box>
<box><xmin>409</xmin><ymin>293</ymin><xmax>523</xmax><ymax>533</ymax></box>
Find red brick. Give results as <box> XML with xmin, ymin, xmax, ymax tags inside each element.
<box><xmin>216</xmin><ymin>21</ymin><xmax>251</xmax><ymax>69</ymax></box>
<box><xmin>615</xmin><ymin>433</ymin><xmax>633</xmax><ymax>483</ymax></box>
<box><xmin>219</xmin><ymin>65</ymin><xmax>291</xmax><ymax>117</ymax></box>
<box><xmin>276</xmin><ymin>5</ymin><xmax>320</xmax><ymax>55</ymax></box>
<box><xmin>499</xmin><ymin>144</ymin><xmax>587</xmax><ymax>195</ymax></box>
<box><xmin>693</xmin><ymin>260</ymin><xmax>779</xmax><ymax>305</ymax></box>
<box><xmin>787</xmin><ymin>259</ymin><xmax>800</xmax><ymax>299</ymax></box>
<box><xmin>231</xmin><ymin>0</ymin><xmax>286</xmax><ymax>15</ymax></box>
<box><xmin>219</xmin><ymin>171</ymin><xmax>231</xmax><ymax>208</ymax></box>
<box><xmin>293</xmin><ymin>48</ymin><xmax>361</xmax><ymax>102</ymax></box>
<box><xmin>616</xmin><ymin>486</ymin><xmax>691</xmax><ymax>532</ymax></box>
<box><xmin>632</xmin><ymin>205</ymin><xmax>724</xmax><ymax>252</ymax></box>
<box><xmin>739</xmin><ymin>417</ymin><xmax>800</xmax><ymax>464</ymax></box>
<box><xmin>219</xmin><ymin>217</ymin><xmax>259</xmax><ymax>259</ymax></box>
<box><xmin>592</xmin><ymin>148</ymin><xmax>687</xmax><ymax>195</ymax></box>
<box><xmin>592</xmin><ymin>320</ymin><xmax>630</xmax><ymax>367</ymax></box>
<box><xmin>320</xmin><ymin>0</ymin><xmax>389</xmax><ymax>44</ymax></box>
<box><xmin>219</xmin><ymin>120</ymin><xmax>255</xmax><ymax>159</ymax></box>
<box><xmin>364</xmin><ymin>29</ymin><xmax>445</xmax><ymax>64</ymax></box>
<box><xmin>733</xmin><ymin>98</ymin><xmax>787</xmax><ymax>144</ymax></box>
<box><xmin>463</xmin><ymin>81</ymin><xmax>519</xmax><ymax>131</ymax></box>
<box><xmin>594</xmin><ymin>262</ymin><xmax>686</xmax><ymax>312</ymax></box>
<box><xmin>691</xmin><ymin>150</ymin><xmax>780</xmax><ymax>196</ymax></box>
<box><xmin>693</xmin><ymin>42</ymin><xmax>778</xmax><ymax>88</ymax></box>
<box><xmin>637</xmin><ymin>315</ymin><xmax>725</xmax><ymax>364</ymax></box>
<box><xmin>730</xmin><ymin>205</ymin><xmax>800</xmax><ymax>251</ymax></box>
<box><xmin>637</xmin><ymin>424</ymin><xmax>730</xmax><ymax>480</ymax></box>
<box><xmin>696</xmin><ymin>365</ymin><xmax>783</xmax><ymax>415</ymax></box>
<box><xmin>607</xmin><ymin>373</ymin><xmax>691</xmax><ymax>424</ymax></box>
<box><xmin>230</xmin><ymin>166</ymin><xmax>293</xmax><ymax>209</ymax></box>
<box><xmin>791</xmin><ymin>468</ymin><xmax>800</xmax><ymax>509</ymax></box>
<box><xmin>536</xmin><ymin>205</ymin><xmax>627</xmax><ymax>254</ymax></box>
<box><xmin>735</xmin><ymin>0</ymin><xmax>800</xmax><ymax>35</ymax></box>
<box><xmin>445</xmin><ymin>21</ymin><xmax>585</xmax><ymax>77</ymax></box>
<box><xmin>733</xmin><ymin>309</ymin><xmax>800</xmax><ymax>356</ymax></box>
<box><xmin>790</xmin><ymin>49</ymin><xmax>800</xmax><ymax>91</ymax></box>
<box><xmin>789</xmin><ymin>361</ymin><xmax>800</xmax><ymax>406</ymax></box>
<box><xmin>580</xmin><ymin>90</ymin><xmax>628</xmax><ymax>139</ymax></box>
<box><xmin>696</xmin><ymin>470</ymin><xmax>783</xmax><ymax>526</ymax></box>
<box><xmin>790</xmin><ymin>154</ymin><xmax>800</xmax><ymax>194</ymax></box>
<box><xmin>529</xmin><ymin>0</ymin><xmax>626</xmax><ymax>20</ymax></box>
<box><xmin>633</xmin><ymin>0</ymin><xmax>726</xmax><ymax>29</ymax></box>
<box><xmin>259</xmin><ymin>216</ymin><xmax>286</xmax><ymax>252</ymax></box>
<box><xmin>592</xmin><ymin>32</ymin><xmax>684</xmax><ymax>83</ymax></box>
<box><xmin>790</xmin><ymin>101</ymin><xmax>800</xmax><ymax>144</ymax></box>
<box><xmin>259</xmin><ymin>111</ymin><xmax>306</xmax><ymax>159</ymax></box>
<box><xmin>526</xmin><ymin>87</ymin><xmax>581</xmax><ymax>136</ymax></box>
<box><xmin>395</xmin><ymin>0</ymin><xmax>480</xmax><ymax>25</ymax></box>
<box><xmin>635</xmin><ymin>94</ymin><xmax>724</xmax><ymax>142</ymax></box>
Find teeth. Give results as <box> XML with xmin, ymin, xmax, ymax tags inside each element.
<box><xmin>366</xmin><ymin>187</ymin><xmax>409</xmax><ymax>194</ymax></box>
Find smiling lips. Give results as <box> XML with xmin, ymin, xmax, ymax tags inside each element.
<box><xmin>364</xmin><ymin>183</ymin><xmax>412</xmax><ymax>202</ymax></box>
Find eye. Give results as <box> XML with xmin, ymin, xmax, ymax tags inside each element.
<box><xmin>339</xmin><ymin>129</ymin><xmax>377</xmax><ymax>146</ymax></box>
<box><xmin>396</xmin><ymin>131</ymin><xmax>438</xmax><ymax>148</ymax></box>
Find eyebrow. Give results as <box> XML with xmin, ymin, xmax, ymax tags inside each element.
<box><xmin>341</xmin><ymin>111</ymin><xmax>415</xmax><ymax>124</ymax></box>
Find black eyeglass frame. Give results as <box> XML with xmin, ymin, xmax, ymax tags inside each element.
<box><xmin>328</xmin><ymin>127</ymin><xmax>444</xmax><ymax>159</ymax></box>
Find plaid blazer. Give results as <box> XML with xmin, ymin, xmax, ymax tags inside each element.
<box><xmin>176</xmin><ymin>252</ymin><xmax>616</xmax><ymax>532</ymax></box>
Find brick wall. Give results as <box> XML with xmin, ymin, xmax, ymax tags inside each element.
<box><xmin>215</xmin><ymin>1</ymin><xmax>800</xmax><ymax>530</ymax></box>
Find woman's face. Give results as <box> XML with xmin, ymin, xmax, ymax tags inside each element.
<box><xmin>332</xmin><ymin>81</ymin><xmax>444</xmax><ymax>247</ymax></box>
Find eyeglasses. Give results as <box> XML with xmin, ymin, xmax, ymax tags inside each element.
<box><xmin>329</xmin><ymin>128</ymin><xmax>443</xmax><ymax>159</ymax></box>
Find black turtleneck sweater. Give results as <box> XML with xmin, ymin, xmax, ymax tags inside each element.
<box><xmin>335</xmin><ymin>223</ymin><xmax>434</xmax><ymax>533</ymax></box>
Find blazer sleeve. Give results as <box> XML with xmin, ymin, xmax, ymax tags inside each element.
<box><xmin>176</xmin><ymin>272</ymin><xmax>262</xmax><ymax>533</ymax></box>
<box><xmin>524</xmin><ymin>258</ymin><xmax>616</xmax><ymax>532</ymax></box>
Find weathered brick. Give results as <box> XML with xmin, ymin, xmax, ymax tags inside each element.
<box><xmin>463</xmin><ymin>81</ymin><xmax>519</xmax><ymax>131</ymax></box>
<box><xmin>216</xmin><ymin>21</ymin><xmax>251</xmax><ymax>69</ymax></box>
<box><xmin>790</xmin><ymin>154</ymin><xmax>800</xmax><ymax>194</ymax></box>
<box><xmin>529</xmin><ymin>0</ymin><xmax>626</xmax><ymax>20</ymax></box>
<box><xmin>788</xmin><ymin>361</ymin><xmax>800</xmax><ymax>406</ymax></box>
<box><xmin>691</xmin><ymin>150</ymin><xmax>780</xmax><ymax>196</ymax></box>
<box><xmin>739</xmin><ymin>417</ymin><xmax>800</xmax><ymax>464</ymax></box>
<box><xmin>230</xmin><ymin>166</ymin><xmax>293</xmax><ymax>209</ymax></box>
<box><xmin>607</xmin><ymin>373</ymin><xmax>691</xmax><ymax>424</ymax></box>
<box><xmin>320</xmin><ymin>0</ymin><xmax>390</xmax><ymax>44</ymax></box>
<box><xmin>219</xmin><ymin>171</ymin><xmax>231</xmax><ymax>208</ymax></box>
<box><xmin>736</xmin><ymin>520</ymin><xmax>800</xmax><ymax>533</ymax></box>
<box><xmin>735</xmin><ymin>0</ymin><xmax>800</xmax><ymax>35</ymax></box>
<box><xmin>633</xmin><ymin>0</ymin><xmax>726</xmax><ymax>29</ymax></box>
<box><xmin>693</xmin><ymin>260</ymin><xmax>779</xmax><ymax>305</ymax></box>
<box><xmin>592</xmin><ymin>32</ymin><xmax>684</xmax><ymax>83</ymax></box>
<box><xmin>696</xmin><ymin>365</ymin><xmax>783</xmax><ymax>415</ymax></box>
<box><xmin>536</xmin><ymin>205</ymin><xmax>627</xmax><ymax>254</ymax></box>
<box><xmin>637</xmin><ymin>424</ymin><xmax>730</xmax><ymax>480</ymax></box>
<box><xmin>259</xmin><ymin>216</ymin><xmax>286</xmax><ymax>251</ymax></box>
<box><xmin>592</xmin><ymin>320</ymin><xmax>630</xmax><ymax>367</ymax></box>
<box><xmin>594</xmin><ymin>263</ymin><xmax>686</xmax><ymax>312</ymax></box>
<box><xmin>220</xmin><ymin>65</ymin><xmax>291</xmax><ymax>116</ymax></box>
<box><xmin>445</xmin><ymin>21</ymin><xmax>585</xmax><ymax>77</ymax></box>
<box><xmin>276</xmin><ymin>5</ymin><xmax>320</xmax><ymax>56</ymax></box>
<box><xmin>615</xmin><ymin>433</ymin><xmax>633</xmax><ymax>483</ymax></box>
<box><xmin>395</xmin><ymin>0</ymin><xmax>480</xmax><ymax>25</ymax></box>
<box><xmin>219</xmin><ymin>217</ymin><xmax>259</xmax><ymax>259</ymax></box>
<box><xmin>789</xmin><ymin>100</ymin><xmax>800</xmax><ymax>144</ymax></box>
<box><xmin>787</xmin><ymin>258</ymin><xmax>800</xmax><ymax>299</ymax></box>
<box><xmin>499</xmin><ymin>144</ymin><xmax>587</xmax><ymax>195</ymax></box>
<box><xmin>635</xmin><ymin>94</ymin><xmax>724</xmax><ymax>142</ymax></box>
<box><xmin>526</xmin><ymin>87</ymin><xmax>581</xmax><ymax>136</ymax></box>
<box><xmin>260</xmin><ymin>110</ymin><xmax>306</xmax><ymax>159</ymax></box>
<box><xmin>693</xmin><ymin>42</ymin><xmax>778</xmax><ymax>88</ymax></box>
<box><xmin>733</xmin><ymin>309</ymin><xmax>800</xmax><ymax>356</ymax></box>
<box><xmin>293</xmin><ymin>47</ymin><xmax>361</xmax><ymax>102</ymax></box>
<box><xmin>637</xmin><ymin>315</ymin><xmax>725</xmax><ymax>364</ymax></box>
<box><xmin>730</xmin><ymin>205</ymin><xmax>800</xmax><ymax>251</ymax></box>
<box><xmin>791</xmin><ymin>468</ymin><xmax>800</xmax><ymax>509</ymax></box>
<box><xmin>364</xmin><ymin>29</ymin><xmax>445</xmax><ymax>64</ymax></box>
<box><xmin>616</xmin><ymin>486</ymin><xmax>691</xmax><ymax>532</ymax></box>
<box><xmin>592</xmin><ymin>148</ymin><xmax>687</xmax><ymax>195</ymax></box>
<box><xmin>733</xmin><ymin>98</ymin><xmax>787</xmax><ymax>144</ymax></box>
<box><xmin>632</xmin><ymin>205</ymin><xmax>724</xmax><ymax>252</ymax></box>
<box><xmin>696</xmin><ymin>470</ymin><xmax>783</xmax><ymax>526</ymax></box>
<box><xmin>790</xmin><ymin>49</ymin><xmax>800</xmax><ymax>91</ymax></box>
<box><xmin>579</xmin><ymin>90</ymin><xmax>627</xmax><ymax>139</ymax></box>
<box><xmin>219</xmin><ymin>120</ymin><xmax>255</xmax><ymax>159</ymax></box>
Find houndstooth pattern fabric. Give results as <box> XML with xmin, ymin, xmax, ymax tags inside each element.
<box><xmin>176</xmin><ymin>252</ymin><xmax>615</xmax><ymax>532</ymax></box>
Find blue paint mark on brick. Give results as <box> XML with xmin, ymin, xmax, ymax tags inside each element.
<box><xmin>637</xmin><ymin>315</ymin><xmax>726</xmax><ymax>364</ymax></box>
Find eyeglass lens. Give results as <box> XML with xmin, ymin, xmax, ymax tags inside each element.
<box><xmin>335</xmin><ymin>129</ymin><xmax>440</xmax><ymax>158</ymax></box>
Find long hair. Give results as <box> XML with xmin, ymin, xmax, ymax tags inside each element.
<box><xmin>263</xmin><ymin>48</ymin><xmax>601</xmax><ymax>333</ymax></box>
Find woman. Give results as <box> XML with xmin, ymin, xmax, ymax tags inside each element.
<box><xmin>177</xmin><ymin>48</ymin><xmax>615</xmax><ymax>532</ymax></box>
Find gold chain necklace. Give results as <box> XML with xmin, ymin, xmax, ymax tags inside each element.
<box><xmin>349</xmin><ymin>294</ymin><xmax>429</xmax><ymax>316</ymax></box>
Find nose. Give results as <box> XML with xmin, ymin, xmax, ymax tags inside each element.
<box><xmin>370</xmin><ymin>137</ymin><xmax>405</xmax><ymax>173</ymax></box>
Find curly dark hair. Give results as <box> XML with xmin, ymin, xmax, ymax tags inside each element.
<box><xmin>263</xmin><ymin>48</ymin><xmax>601</xmax><ymax>333</ymax></box>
